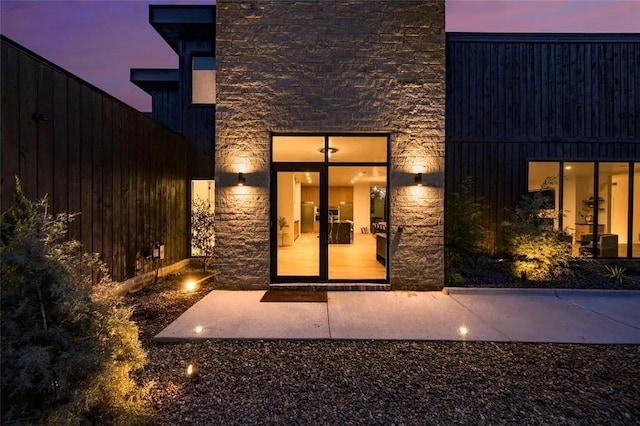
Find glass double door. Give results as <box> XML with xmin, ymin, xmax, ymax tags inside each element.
<box><xmin>271</xmin><ymin>164</ymin><xmax>388</xmax><ymax>282</ymax></box>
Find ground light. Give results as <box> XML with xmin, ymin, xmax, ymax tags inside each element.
<box><xmin>185</xmin><ymin>364</ymin><xmax>198</xmax><ymax>381</ymax></box>
<box><xmin>183</xmin><ymin>279</ymin><xmax>198</xmax><ymax>292</ymax></box>
<box><xmin>458</xmin><ymin>326</ymin><xmax>469</xmax><ymax>337</ymax></box>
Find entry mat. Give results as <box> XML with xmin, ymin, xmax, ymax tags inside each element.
<box><xmin>260</xmin><ymin>290</ymin><xmax>328</xmax><ymax>303</ymax></box>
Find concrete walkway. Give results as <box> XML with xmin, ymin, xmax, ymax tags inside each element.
<box><xmin>154</xmin><ymin>288</ymin><xmax>640</xmax><ymax>344</ymax></box>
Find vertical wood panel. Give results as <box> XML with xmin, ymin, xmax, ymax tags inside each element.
<box><xmin>102</xmin><ymin>98</ymin><xmax>113</xmax><ymax>275</ymax></box>
<box><xmin>18</xmin><ymin>52</ymin><xmax>38</xmax><ymax>198</ymax></box>
<box><xmin>91</xmin><ymin>93</ymin><xmax>103</xmax><ymax>257</ymax></box>
<box><xmin>36</xmin><ymin>61</ymin><xmax>54</xmax><ymax>203</ymax></box>
<box><xmin>66</xmin><ymin>76</ymin><xmax>82</xmax><ymax>240</ymax></box>
<box><xmin>2</xmin><ymin>38</ymin><xmax>189</xmax><ymax>280</ymax></box>
<box><xmin>112</xmin><ymin>102</ymin><xmax>123</xmax><ymax>280</ymax></box>
<box><xmin>1</xmin><ymin>43</ymin><xmax>20</xmax><ymax>209</ymax></box>
<box><xmin>52</xmin><ymin>70</ymin><xmax>69</xmax><ymax>215</ymax></box>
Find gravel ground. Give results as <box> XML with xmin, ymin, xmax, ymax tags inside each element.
<box><xmin>127</xmin><ymin>268</ymin><xmax>640</xmax><ymax>425</ymax></box>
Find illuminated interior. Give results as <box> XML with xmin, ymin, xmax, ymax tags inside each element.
<box><xmin>273</xmin><ymin>135</ymin><xmax>388</xmax><ymax>280</ymax></box>
<box><xmin>528</xmin><ymin>161</ymin><xmax>640</xmax><ymax>258</ymax></box>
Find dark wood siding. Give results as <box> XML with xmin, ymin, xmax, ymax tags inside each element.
<box><xmin>1</xmin><ymin>36</ymin><xmax>189</xmax><ymax>281</ymax></box>
<box><xmin>446</xmin><ymin>33</ymin><xmax>640</xmax><ymax>252</ymax></box>
<box><xmin>180</xmin><ymin>38</ymin><xmax>215</xmax><ymax>179</ymax></box>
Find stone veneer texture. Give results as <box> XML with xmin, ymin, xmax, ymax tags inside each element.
<box><xmin>215</xmin><ymin>0</ymin><xmax>445</xmax><ymax>290</ymax></box>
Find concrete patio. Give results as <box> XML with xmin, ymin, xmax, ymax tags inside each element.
<box><xmin>154</xmin><ymin>288</ymin><xmax>640</xmax><ymax>344</ymax></box>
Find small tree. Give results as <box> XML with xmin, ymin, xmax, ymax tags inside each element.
<box><xmin>278</xmin><ymin>215</ymin><xmax>289</xmax><ymax>232</ymax></box>
<box><xmin>502</xmin><ymin>177</ymin><xmax>570</xmax><ymax>281</ymax></box>
<box><xmin>191</xmin><ymin>197</ymin><xmax>215</xmax><ymax>271</ymax></box>
<box><xmin>1</xmin><ymin>179</ymin><xmax>150</xmax><ymax>425</ymax></box>
<box><xmin>445</xmin><ymin>177</ymin><xmax>487</xmax><ymax>269</ymax></box>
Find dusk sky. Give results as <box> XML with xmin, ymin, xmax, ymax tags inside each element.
<box><xmin>1</xmin><ymin>0</ymin><xmax>639</xmax><ymax>112</ymax></box>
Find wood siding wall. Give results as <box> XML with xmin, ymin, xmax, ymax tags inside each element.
<box><xmin>1</xmin><ymin>37</ymin><xmax>189</xmax><ymax>281</ymax></box>
<box><xmin>181</xmin><ymin>39</ymin><xmax>214</xmax><ymax>179</ymax></box>
<box><xmin>445</xmin><ymin>34</ymin><xmax>640</xmax><ymax>252</ymax></box>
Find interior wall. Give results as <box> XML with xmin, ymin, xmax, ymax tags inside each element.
<box><xmin>277</xmin><ymin>172</ymin><xmax>295</xmax><ymax>246</ymax></box>
<box><xmin>611</xmin><ymin>173</ymin><xmax>628</xmax><ymax>243</ymax></box>
<box><xmin>563</xmin><ymin>176</ymin><xmax>577</xmax><ymax>234</ymax></box>
<box><xmin>353</xmin><ymin>184</ymin><xmax>370</xmax><ymax>234</ymax></box>
<box><xmin>294</xmin><ymin>181</ymin><xmax>301</xmax><ymax>237</ymax></box>
<box><xmin>634</xmin><ymin>169</ymin><xmax>640</xmax><ymax>246</ymax></box>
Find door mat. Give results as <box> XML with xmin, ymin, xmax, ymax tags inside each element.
<box><xmin>261</xmin><ymin>290</ymin><xmax>328</xmax><ymax>303</ymax></box>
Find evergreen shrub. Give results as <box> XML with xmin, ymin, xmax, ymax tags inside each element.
<box><xmin>1</xmin><ymin>179</ymin><xmax>150</xmax><ymax>425</ymax></box>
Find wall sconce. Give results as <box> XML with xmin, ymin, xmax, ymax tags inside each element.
<box><xmin>237</xmin><ymin>172</ymin><xmax>246</xmax><ymax>186</ymax></box>
<box><xmin>414</xmin><ymin>173</ymin><xmax>423</xmax><ymax>186</ymax></box>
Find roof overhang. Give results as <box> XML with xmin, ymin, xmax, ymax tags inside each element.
<box><xmin>130</xmin><ymin>68</ymin><xmax>179</xmax><ymax>94</ymax></box>
<box><xmin>149</xmin><ymin>5</ymin><xmax>216</xmax><ymax>54</ymax></box>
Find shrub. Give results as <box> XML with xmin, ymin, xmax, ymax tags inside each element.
<box><xmin>191</xmin><ymin>197</ymin><xmax>215</xmax><ymax>271</ymax></box>
<box><xmin>445</xmin><ymin>271</ymin><xmax>465</xmax><ymax>286</ymax></box>
<box><xmin>1</xmin><ymin>179</ymin><xmax>150</xmax><ymax>425</ymax></box>
<box><xmin>502</xmin><ymin>177</ymin><xmax>570</xmax><ymax>281</ymax></box>
<box><xmin>604</xmin><ymin>264</ymin><xmax>627</xmax><ymax>284</ymax></box>
<box><xmin>445</xmin><ymin>177</ymin><xmax>487</xmax><ymax>269</ymax></box>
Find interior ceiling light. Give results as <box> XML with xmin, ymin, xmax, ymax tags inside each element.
<box><xmin>318</xmin><ymin>147</ymin><xmax>339</xmax><ymax>158</ymax></box>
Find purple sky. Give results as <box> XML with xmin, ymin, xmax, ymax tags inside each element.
<box><xmin>1</xmin><ymin>0</ymin><xmax>639</xmax><ymax>112</ymax></box>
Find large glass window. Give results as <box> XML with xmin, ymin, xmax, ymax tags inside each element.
<box><xmin>528</xmin><ymin>161</ymin><xmax>638</xmax><ymax>259</ymax></box>
<box><xmin>271</xmin><ymin>135</ymin><xmax>388</xmax><ymax>282</ymax></box>
<box><xmin>192</xmin><ymin>57</ymin><xmax>216</xmax><ymax>104</ymax></box>
<box><xmin>563</xmin><ymin>162</ymin><xmax>596</xmax><ymax>254</ymax></box>
<box><xmin>528</xmin><ymin>162</ymin><xmax>560</xmax><ymax>229</ymax></box>
<box><xmin>598</xmin><ymin>163</ymin><xmax>629</xmax><ymax>257</ymax></box>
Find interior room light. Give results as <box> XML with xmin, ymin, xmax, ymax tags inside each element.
<box><xmin>414</xmin><ymin>173</ymin><xmax>423</xmax><ymax>186</ymax></box>
<box><xmin>318</xmin><ymin>147</ymin><xmax>339</xmax><ymax>158</ymax></box>
<box><xmin>565</xmin><ymin>166</ymin><xmax>572</xmax><ymax>170</ymax></box>
<box><xmin>238</xmin><ymin>172</ymin><xmax>245</xmax><ymax>186</ymax></box>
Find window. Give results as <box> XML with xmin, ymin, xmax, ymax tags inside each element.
<box><xmin>528</xmin><ymin>161</ymin><xmax>639</xmax><ymax>259</ymax></box>
<box><xmin>192</xmin><ymin>57</ymin><xmax>216</xmax><ymax>104</ymax></box>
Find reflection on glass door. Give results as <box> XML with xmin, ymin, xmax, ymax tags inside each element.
<box><xmin>276</xmin><ymin>171</ymin><xmax>320</xmax><ymax>277</ymax></box>
<box><xmin>327</xmin><ymin>165</ymin><xmax>387</xmax><ymax>280</ymax></box>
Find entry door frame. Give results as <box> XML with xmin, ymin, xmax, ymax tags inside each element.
<box><xmin>270</xmin><ymin>163</ymin><xmax>328</xmax><ymax>282</ymax></box>
<box><xmin>270</xmin><ymin>132</ymin><xmax>391</xmax><ymax>283</ymax></box>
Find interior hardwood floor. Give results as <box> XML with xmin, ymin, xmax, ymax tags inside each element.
<box><xmin>277</xmin><ymin>232</ymin><xmax>386</xmax><ymax>279</ymax></box>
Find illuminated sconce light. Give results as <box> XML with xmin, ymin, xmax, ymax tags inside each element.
<box><xmin>237</xmin><ymin>172</ymin><xmax>246</xmax><ymax>186</ymax></box>
<box><xmin>414</xmin><ymin>173</ymin><xmax>423</xmax><ymax>186</ymax></box>
<box><xmin>458</xmin><ymin>326</ymin><xmax>469</xmax><ymax>337</ymax></box>
<box><xmin>194</xmin><ymin>326</ymin><xmax>204</xmax><ymax>334</ymax></box>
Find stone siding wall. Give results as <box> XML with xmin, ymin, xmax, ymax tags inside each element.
<box><xmin>215</xmin><ymin>0</ymin><xmax>445</xmax><ymax>289</ymax></box>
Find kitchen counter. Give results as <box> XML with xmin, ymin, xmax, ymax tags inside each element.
<box><xmin>329</xmin><ymin>221</ymin><xmax>353</xmax><ymax>244</ymax></box>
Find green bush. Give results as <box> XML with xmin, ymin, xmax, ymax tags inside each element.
<box><xmin>445</xmin><ymin>177</ymin><xmax>487</xmax><ymax>269</ymax></box>
<box><xmin>191</xmin><ymin>197</ymin><xmax>216</xmax><ymax>271</ymax></box>
<box><xmin>502</xmin><ymin>178</ymin><xmax>570</xmax><ymax>281</ymax></box>
<box><xmin>1</xmin><ymin>180</ymin><xmax>150</xmax><ymax>425</ymax></box>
